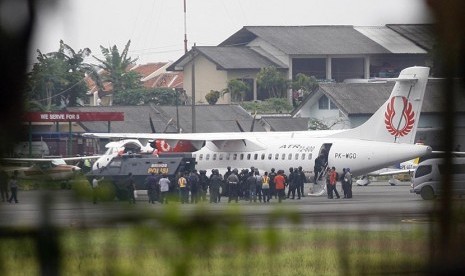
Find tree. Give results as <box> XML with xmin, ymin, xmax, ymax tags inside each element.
<box><xmin>256</xmin><ymin>66</ymin><xmax>288</xmax><ymax>98</ymax></box>
<box><xmin>92</xmin><ymin>40</ymin><xmax>141</xmax><ymax>97</ymax></box>
<box><xmin>26</xmin><ymin>40</ymin><xmax>91</xmax><ymax>110</ymax></box>
<box><xmin>291</xmin><ymin>73</ymin><xmax>318</xmax><ymax>95</ymax></box>
<box><xmin>222</xmin><ymin>79</ymin><xmax>249</xmax><ymax>102</ymax></box>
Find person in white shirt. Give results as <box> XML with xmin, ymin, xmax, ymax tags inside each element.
<box><xmin>159</xmin><ymin>174</ymin><xmax>171</xmax><ymax>204</ymax></box>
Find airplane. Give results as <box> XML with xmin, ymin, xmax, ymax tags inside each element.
<box><xmin>83</xmin><ymin>66</ymin><xmax>433</xmax><ymax>192</ymax></box>
<box><xmin>1</xmin><ymin>156</ymin><xmax>100</xmax><ymax>182</ymax></box>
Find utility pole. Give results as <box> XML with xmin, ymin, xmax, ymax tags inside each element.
<box><xmin>183</xmin><ymin>0</ymin><xmax>188</xmax><ymax>54</ymax></box>
<box><xmin>191</xmin><ymin>45</ymin><xmax>196</xmax><ymax>133</ymax></box>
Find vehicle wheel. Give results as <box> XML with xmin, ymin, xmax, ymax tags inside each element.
<box><xmin>420</xmin><ymin>186</ymin><xmax>435</xmax><ymax>200</ymax></box>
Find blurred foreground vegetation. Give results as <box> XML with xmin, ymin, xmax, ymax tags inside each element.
<box><xmin>0</xmin><ymin>216</ymin><xmax>429</xmax><ymax>276</ymax></box>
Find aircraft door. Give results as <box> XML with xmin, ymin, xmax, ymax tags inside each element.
<box><xmin>318</xmin><ymin>143</ymin><xmax>332</xmax><ymax>168</ymax></box>
<box><xmin>314</xmin><ymin>143</ymin><xmax>332</xmax><ymax>182</ymax></box>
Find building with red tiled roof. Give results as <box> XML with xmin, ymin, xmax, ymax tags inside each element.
<box><xmin>86</xmin><ymin>62</ymin><xmax>183</xmax><ymax>106</ymax></box>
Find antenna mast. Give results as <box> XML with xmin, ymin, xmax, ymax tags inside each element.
<box><xmin>183</xmin><ymin>0</ymin><xmax>188</xmax><ymax>54</ymax></box>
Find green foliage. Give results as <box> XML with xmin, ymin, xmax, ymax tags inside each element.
<box><xmin>256</xmin><ymin>66</ymin><xmax>289</xmax><ymax>98</ymax></box>
<box><xmin>241</xmin><ymin>97</ymin><xmax>293</xmax><ymax>114</ymax></box>
<box><xmin>2</xmin><ymin>216</ymin><xmax>429</xmax><ymax>275</ymax></box>
<box><xmin>291</xmin><ymin>73</ymin><xmax>318</xmax><ymax>93</ymax></box>
<box><xmin>113</xmin><ymin>88</ymin><xmax>178</xmax><ymax>106</ymax></box>
<box><xmin>205</xmin><ymin>90</ymin><xmax>220</xmax><ymax>105</ymax></box>
<box><xmin>223</xmin><ymin>79</ymin><xmax>249</xmax><ymax>102</ymax></box>
<box><xmin>92</xmin><ymin>40</ymin><xmax>142</xmax><ymax>95</ymax></box>
<box><xmin>26</xmin><ymin>40</ymin><xmax>91</xmax><ymax>109</ymax></box>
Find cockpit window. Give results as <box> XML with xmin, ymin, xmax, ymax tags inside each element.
<box><xmin>415</xmin><ymin>165</ymin><xmax>432</xmax><ymax>178</ymax></box>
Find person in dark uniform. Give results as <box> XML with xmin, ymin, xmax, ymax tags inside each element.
<box><xmin>199</xmin><ymin>170</ymin><xmax>209</xmax><ymax>201</ymax></box>
<box><xmin>290</xmin><ymin>167</ymin><xmax>302</xmax><ymax>199</ymax></box>
<box><xmin>222</xmin><ymin>166</ymin><xmax>232</xmax><ymax>198</ymax></box>
<box><xmin>209</xmin><ymin>169</ymin><xmax>222</xmax><ymax>203</ymax></box>
<box><xmin>286</xmin><ymin>167</ymin><xmax>294</xmax><ymax>198</ymax></box>
<box><xmin>247</xmin><ymin>171</ymin><xmax>258</xmax><ymax>203</ymax></box>
<box><xmin>0</xmin><ymin>170</ymin><xmax>9</xmax><ymax>202</ymax></box>
<box><xmin>341</xmin><ymin>168</ymin><xmax>348</xmax><ymax>198</ymax></box>
<box><xmin>268</xmin><ymin>168</ymin><xmax>277</xmax><ymax>199</ymax></box>
<box><xmin>145</xmin><ymin>172</ymin><xmax>159</xmax><ymax>204</ymax></box>
<box><xmin>227</xmin><ymin>169</ymin><xmax>240</xmax><ymax>203</ymax></box>
<box><xmin>345</xmin><ymin>168</ymin><xmax>353</xmax><ymax>198</ymax></box>
<box><xmin>126</xmin><ymin>173</ymin><xmax>136</xmax><ymax>204</ymax></box>
<box><xmin>189</xmin><ymin>170</ymin><xmax>200</xmax><ymax>204</ymax></box>
<box><xmin>297</xmin><ymin>166</ymin><xmax>306</xmax><ymax>197</ymax></box>
<box><xmin>7</xmin><ymin>171</ymin><xmax>19</xmax><ymax>204</ymax></box>
<box><xmin>314</xmin><ymin>155</ymin><xmax>323</xmax><ymax>184</ymax></box>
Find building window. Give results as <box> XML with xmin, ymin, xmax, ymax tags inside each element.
<box><xmin>318</xmin><ymin>95</ymin><xmax>338</xmax><ymax>110</ymax></box>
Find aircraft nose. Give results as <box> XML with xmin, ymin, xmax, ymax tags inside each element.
<box><xmin>73</xmin><ymin>166</ymin><xmax>81</xmax><ymax>172</ymax></box>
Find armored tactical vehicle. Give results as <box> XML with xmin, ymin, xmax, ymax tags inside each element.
<box><xmin>87</xmin><ymin>153</ymin><xmax>195</xmax><ymax>200</ymax></box>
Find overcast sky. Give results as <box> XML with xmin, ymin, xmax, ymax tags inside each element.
<box><xmin>30</xmin><ymin>0</ymin><xmax>434</xmax><ymax>64</ymax></box>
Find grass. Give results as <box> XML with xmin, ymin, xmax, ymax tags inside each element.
<box><xmin>0</xmin><ymin>224</ymin><xmax>429</xmax><ymax>276</ymax></box>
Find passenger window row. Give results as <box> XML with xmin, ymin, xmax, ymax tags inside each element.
<box><xmin>194</xmin><ymin>152</ymin><xmax>313</xmax><ymax>161</ymax></box>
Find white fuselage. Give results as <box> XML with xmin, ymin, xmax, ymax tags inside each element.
<box><xmin>191</xmin><ymin>137</ymin><xmax>431</xmax><ymax>177</ymax></box>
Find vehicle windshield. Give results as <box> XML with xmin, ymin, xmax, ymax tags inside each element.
<box><xmin>415</xmin><ymin>165</ymin><xmax>432</xmax><ymax>178</ymax></box>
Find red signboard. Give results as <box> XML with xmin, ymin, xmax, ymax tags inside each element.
<box><xmin>23</xmin><ymin>112</ymin><xmax>124</xmax><ymax>122</ymax></box>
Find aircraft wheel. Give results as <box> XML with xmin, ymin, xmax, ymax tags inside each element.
<box><xmin>420</xmin><ymin>186</ymin><xmax>435</xmax><ymax>200</ymax></box>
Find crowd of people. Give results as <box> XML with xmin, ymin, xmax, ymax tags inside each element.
<box><xmin>123</xmin><ymin>165</ymin><xmax>353</xmax><ymax>205</ymax></box>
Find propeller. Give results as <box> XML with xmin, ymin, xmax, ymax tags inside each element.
<box><xmin>149</xmin><ymin>115</ymin><xmax>156</xmax><ymax>133</ymax></box>
<box><xmin>235</xmin><ymin>111</ymin><xmax>257</xmax><ymax>146</ymax></box>
<box><xmin>162</xmin><ymin>118</ymin><xmax>174</xmax><ymax>133</ymax></box>
<box><xmin>235</xmin><ymin>111</ymin><xmax>257</xmax><ymax>132</ymax></box>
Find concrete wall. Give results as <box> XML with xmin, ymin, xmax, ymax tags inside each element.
<box><xmin>184</xmin><ymin>55</ymin><xmax>230</xmax><ymax>104</ymax></box>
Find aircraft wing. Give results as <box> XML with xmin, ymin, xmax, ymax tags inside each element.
<box><xmin>3</xmin><ymin>156</ymin><xmax>100</xmax><ymax>163</ymax></box>
<box><xmin>82</xmin><ymin>132</ymin><xmax>267</xmax><ymax>151</ymax></box>
<box><xmin>372</xmin><ymin>168</ymin><xmax>415</xmax><ymax>176</ymax></box>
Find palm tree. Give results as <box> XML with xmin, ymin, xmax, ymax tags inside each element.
<box><xmin>92</xmin><ymin>40</ymin><xmax>141</xmax><ymax>96</ymax></box>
